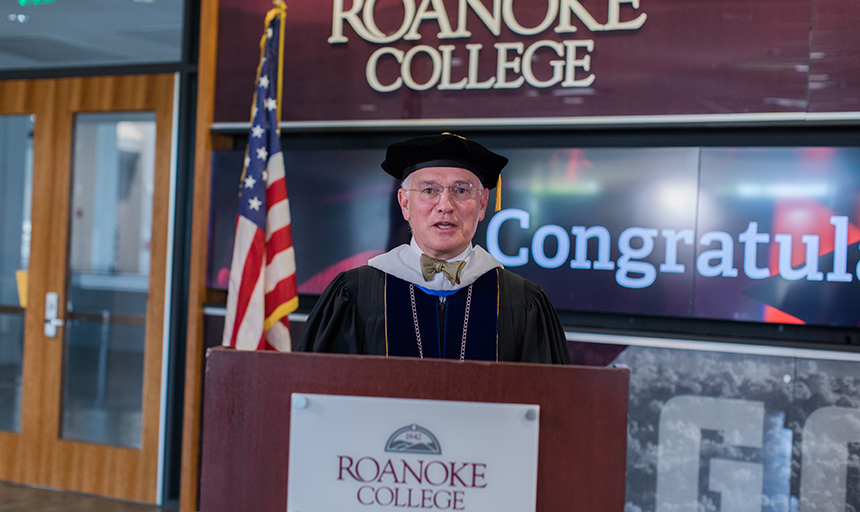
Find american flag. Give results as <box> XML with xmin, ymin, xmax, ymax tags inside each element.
<box><xmin>222</xmin><ymin>2</ymin><xmax>297</xmax><ymax>352</ymax></box>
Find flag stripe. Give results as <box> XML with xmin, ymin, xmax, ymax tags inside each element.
<box><xmin>221</xmin><ymin>218</ymin><xmax>243</xmax><ymax>348</ymax></box>
<box><xmin>257</xmin><ymin>334</ymin><xmax>273</xmax><ymax>351</ymax></box>
<box><xmin>265</xmin><ymin>277</ymin><xmax>299</xmax><ymax>318</ymax></box>
<box><xmin>229</xmin><ymin>227</ymin><xmax>266</xmax><ymax>347</ymax></box>
<box><xmin>266</xmin><ymin>151</ymin><xmax>285</xmax><ymax>183</ymax></box>
<box><xmin>267</xmin><ymin>197</ymin><xmax>291</xmax><ymax>238</ymax></box>
<box><xmin>266</xmin><ymin>225</ymin><xmax>293</xmax><ymax>264</ymax></box>
<box><xmin>267</xmin><ymin>177</ymin><xmax>288</xmax><ymax>208</ymax></box>
<box><xmin>223</xmin><ymin>215</ymin><xmax>261</xmax><ymax>348</ymax></box>
<box><xmin>233</xmin><ymin>271</ymin><xmax>265</xmax><ymax>351</ymax></box>
<box><xmin>265</xmin><ymin>318</ymin><xmax>292</xmax><ymax>352</ymax></box>
<box><xmin>265</xmin><ymin>245</ymin><xmax>296</xmax><ymax>292</ymax></box>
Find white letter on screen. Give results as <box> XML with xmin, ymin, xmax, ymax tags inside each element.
<box><xmin>739</xmin><ymin>222</ymin><xmax>770</xmax><ymax>279</ymax></box>
<box><xmin>696</xmin><ymin>231</ymin><xmax>739</xmax><ymax>277</ymax></box>
<box><xmin>532</xmin><ymin>225</ymin><xmax>570</xmax><ymax>268</ymax></box>
<box><xmin>659</xmin><ymin>229</ymin><xmax>693</xmax><ymax>273</ymax></box>
<box><xmin>827</xmin><ymin>216</ymin><xmax>852</xmax><ymax>282</ymax></box>
<box><xmin>775</xmin><ymin>234</ymin><xmax>824</xmax><ymax>281</ymax></box>
<box><xmin>616</xmin><ymin>227</ymin><xmax>657</xmax><ymax>288</ymax></box>
<box><xmin>486</xmin><ymin>208</ymin><xmax>529</xmax><ymax>266</ymax></box>
<box><xmin>570</xmin><ymin>225</ymin><xmax>614</xmax><ymax>270</ymax></box>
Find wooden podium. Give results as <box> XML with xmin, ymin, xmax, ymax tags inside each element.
<box><xmin>198</xmin><ymin>349</ymin><xmax>629</xmax><ymax>511</ymax></box>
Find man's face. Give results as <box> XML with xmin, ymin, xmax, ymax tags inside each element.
<box><xmin>397</xmin><ymin>166</ymin><xmax>489</xmax><ymax>261</ymax></box>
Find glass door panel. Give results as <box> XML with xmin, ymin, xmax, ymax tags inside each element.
<box><xmin>62</xmin><ymin>113</ymin><xmax>156</xmax><ymax>448</ymax></box>
<box><xmin>0</xmin><ymin>114</ymin><xmax>33</xmax><ymax>434</ymax></box>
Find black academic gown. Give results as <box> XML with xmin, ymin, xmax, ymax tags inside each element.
<box><xmin>297</xmin><ymin>265</ymin><xmax>570</xmax><ymax>364</ymax></box>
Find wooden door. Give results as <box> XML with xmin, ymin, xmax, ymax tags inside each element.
<box><xmin>0</xmin><ymin>74</ymin><xmax>175</xmax><ymax>503</ymax></box>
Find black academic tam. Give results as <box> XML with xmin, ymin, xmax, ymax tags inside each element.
<box><xmin>381</xmin><ymin>133</ymin><xmax>508</xmax><ymax>190</ymax></box>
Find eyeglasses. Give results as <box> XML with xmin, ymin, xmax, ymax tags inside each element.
<box><xmin>404</xmin><ymin>181</ymin><xmax>480</xmax><ymax>202</ymax></box>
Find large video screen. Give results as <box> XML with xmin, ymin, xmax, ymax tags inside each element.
<box><xmin>209</xmin><ymin>146</ymin><xmax>860</xmax><ymax>328</ymax></box>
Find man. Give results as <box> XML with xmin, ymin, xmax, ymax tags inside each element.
<box><xmin>297</xmin><ymin>133</ymin><xmax>570</xmax><ymax>364</ymax></box>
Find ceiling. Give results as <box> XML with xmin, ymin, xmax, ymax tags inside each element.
<box><xmin>0</xmin><ymin>0</ymin><xmax>184</xmax><ymax>71</ymax></box>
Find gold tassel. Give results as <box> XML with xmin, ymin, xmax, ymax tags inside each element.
<box><xmin>494</xmin><ymin>175</ymin><xmax>501</xmax><ymax>212</ymax></box>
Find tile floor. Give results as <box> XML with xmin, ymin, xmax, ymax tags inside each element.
<box><xmin>0</xmin><ymin>481</ymin><xmax>177</xmax><ymax>512</ymax></box>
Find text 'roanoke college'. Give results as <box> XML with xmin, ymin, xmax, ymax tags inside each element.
<box><xmin>487</xmin><ymin>209</ymin><xmax>860</xmax><ymax>289</ymax></box>
<box><xmin>329</xmin><ymin>0</ymin><xmax>648</xmax><ymax>92</ymax></box>
<box><xmin>338</xmin><ymin>455</ymin><xmax>488</xmax><ymax>510</ymax></box>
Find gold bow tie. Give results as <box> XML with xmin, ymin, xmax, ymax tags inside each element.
<box><xmin>420</xmin><ymin>254</ymin><xmax>466</xmax><ymax>285</ymax></box>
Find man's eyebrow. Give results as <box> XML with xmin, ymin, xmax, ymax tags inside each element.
<box><xmin>418</xmin><ymin>180</ymin><xmax>475</xmax><ymax>186</ymax></box>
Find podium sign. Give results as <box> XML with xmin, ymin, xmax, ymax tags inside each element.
<box><xmin>287</xmin><ymin>393</ymin><xmax>540</xmax><ymax>512</ymax></box>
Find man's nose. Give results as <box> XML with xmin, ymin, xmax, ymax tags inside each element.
<box><xmin>436</xmin><ymin>188</ymin><xmax>455</xmax><ymax>210</ymax></box>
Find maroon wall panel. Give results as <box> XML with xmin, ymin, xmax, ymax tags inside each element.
<box><xmin>809</xmin><ymin>0</ymin><xmax>860</xmax><ymax>112</ymax></box>
<box><xmin>213</xmin><ymin>0</ymin><xmax>860</xmax><ymax>124</ymax></box>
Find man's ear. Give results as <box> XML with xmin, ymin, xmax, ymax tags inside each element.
<box><xmin>397</xmin><ymin>188</ymin><xmax>411</xmax><ymax>221</ymax></box>
<box><xmin>477</xmin><ymin>187</ymin><xmax>489</xmax><ymax>221</ymax></box>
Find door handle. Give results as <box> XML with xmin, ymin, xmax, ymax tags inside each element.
<box><xmin>44</xmin><ymin>292</ymin><xmax>65</xmax><ymax>337</ymax></box>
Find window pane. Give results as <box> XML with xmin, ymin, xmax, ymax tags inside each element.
<box><xmin>62</xmin><ymin>112</ymin><xmax>155</xmax><ymax>448</ymax></box>
<box><xmin>0</xmin><ymin>0</ymin><xmax>184</xmax><ymax>71</ymax></box>
<box><xmin>0</xmin><ymin>115</ymin><xmax>33</xmax><ymax>434</ymax></box>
